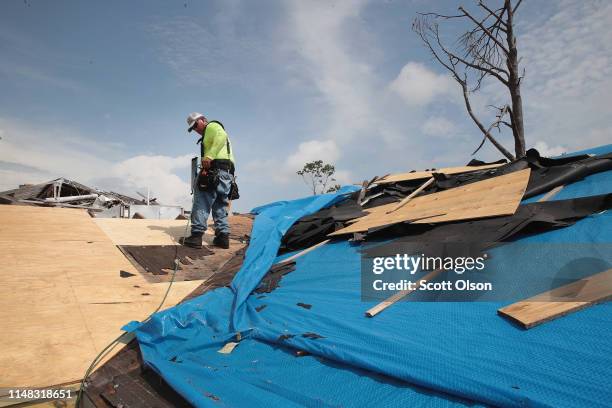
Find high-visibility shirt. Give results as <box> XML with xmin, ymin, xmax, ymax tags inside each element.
<box><xmin>202</xmin><ymin>122</ymin><xmax>235</xmax><ymax>163</ymax></box>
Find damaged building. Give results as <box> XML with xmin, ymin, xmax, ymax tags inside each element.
<box><xmin>0</xmin><ymin>177</ymin><xmax>186</xmax><ymax>219</ymax></box>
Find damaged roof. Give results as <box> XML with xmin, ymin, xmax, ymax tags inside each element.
<box><xmin>0</xmin><ymin>177</ymin><xmax>149</xmax><ymax>208</ymax></box>
<box><xmin>83</xmin><ymin>145</ymin><xmax>612</xmax><ymax>408</ymax></box>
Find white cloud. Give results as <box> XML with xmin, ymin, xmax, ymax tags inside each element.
<box><xmin>533</xmin><ymin>141</ymin><xmax>567</xmax><ymax>157</ymax></box>
<box><xmin>0</xmin><ymin>118</ymin><xmax>114</xmax><ymax>185</ymax></box>
<box><xmin>516</xmin><ymin>0</ymin><xmax>612</xmax><ymax>152</ymax></box>
<box><xmin>110</xmin><ymin>155</ymin><xmax>192</xmax><ymax>208</ymax></box>
<box><xmin>283</xmin><ymin>0</ymin><xmax>374</xmax><ymax>143</ymax></box>
<box><xmin>242</xmin><ymin>139</ymin><xmax>343</xmax><ymax>187</ymax></box>
<box><xmin>389</xmin><ymin>62</ymin><xmax>455</xmax><ymax>107</ymax></box>
<box><xmin>0</xmin><ymin>118</ymin><xmax>194</xmax><ymax>208</ymax></box>
<box><xmin>0</xmin><ymin>61</ymin><xmax>84</xmax><ymax>92</ymax></box>
<box><xmin>278</xmin><ymin>1</ymin><xmax>438</xmax><ymax>185</ymax></box>
<box><xmin>333</xmin><ymin>169</ymin><xmax>353</xmax><ymax>185</ymax></box>
<box><xmin>413</xmin><ymin>0</ymin><xmax>612</xmax><ymax>159</ymax></box>
<box><xmin>286</xmin><ymin>139</ymin><xmax>340</xmax><ymax>171</ymax></box>
<box><xmin>421</xmin><ymin>116</ymin><xmax>455</xmax><ymax>137</ymax></box>
<box><xmin>146</xmin><ymin>6</ymin><xmax>269</xmax><ymax>87</ymax></box>
<box><xmin>520</xmin><ymin>0</ymin><xmax>612</xmax><ymax>100</ymax></box>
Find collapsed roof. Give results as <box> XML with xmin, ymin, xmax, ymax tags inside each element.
<box><xmin>0</xmin><ymin>177</ymin><xmax>151</xmax><ymax>210</ymax></box>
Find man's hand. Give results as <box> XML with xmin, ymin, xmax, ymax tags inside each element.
<box><xmin>202</xmin><ymin>158</ymin><xmax>212</xmax><ymax>170</ymax></box>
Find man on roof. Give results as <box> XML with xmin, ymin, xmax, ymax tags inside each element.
<box><xmin>180</xmin><ymin>112</ymin><xmax>236</xmax><ymax>249</ymax></box>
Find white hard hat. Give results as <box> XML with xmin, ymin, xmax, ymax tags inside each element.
<box><xmin>186</xmin><ymin>112</ymin><xmax>205</xmax><ymax>132</ymax></box>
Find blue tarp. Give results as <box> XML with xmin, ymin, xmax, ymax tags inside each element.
<box><xmin>130</xmin><ymin>145</ymin><xmax>612</xmax><ymax>407</ymax></box>
<box><xmin>229</xmin><ymin>185</ymin><xmax>361</xmax><ymax>331</ymax></box>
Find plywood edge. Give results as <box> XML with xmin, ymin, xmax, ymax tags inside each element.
<box><xmin>378</xmin><ymin>163</ymin><xmax>505</xmax><ymax>184</ymax></box>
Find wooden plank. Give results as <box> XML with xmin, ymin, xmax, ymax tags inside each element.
<box><xmin>275</xmin><ymin>239</ymin><xmax>330</xmax><ymax>266</ymax></box>
<box><xmin>0</xmin><ymin>206</ymin><xmax>203</xmax><ymax>388</ymax></box>
<box><xmin>498</xmin><ymin>268</ymin><xmax>612</xmax><ymax>329</ymax></box>
<box><xmin>218</xmin><ymin>342</ymin><xmax>239</xmax><ymax>354</ymax></box>
<box><xmin>330</xmin><ymin>168</ymin><xmax>531</xmax><ymax>236</ymax></box>
<box><xmin>537</xmin><ymin>185</ymin><xmax>564</xmax><ymax>202</ymax></box>
<box><xmin>365</xmin><ymin>268</ymin><xmax>444</xmax><ymax>317</ymax></box>
<box><xmin>377</xmin><ymin>163</ymin><xmax>504</xmax><ymax>184</ymax></box>
<box><xmin>386</xmin><ymin>177</ymin><xmax>434</xmax><ymax>214</ymax></box>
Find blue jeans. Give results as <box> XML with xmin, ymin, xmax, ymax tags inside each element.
<box><xmin>191</xmin><ymin>169</ymin><xmax>232</xmax><ymax>235</ymax></box>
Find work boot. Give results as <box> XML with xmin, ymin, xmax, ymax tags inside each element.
<box><xmin>179</xmin><ymin>232</ymin><xmax>203</xmax><ymax>249</ymax></box>
<box><xmin>213</xmin><ymin>233</ymin><xmax>230</xmax><ymax>249</ymax></box>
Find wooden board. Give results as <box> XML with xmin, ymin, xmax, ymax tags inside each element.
<box><xmin>498</xmin><ymin>268</ymin><xmax>612</xmax><ymax>329</ymax></box>
<box><xmin>0</xmin><ymin>205</ymin><xmax>203</xmax><ymax>388</ymax></box>
<box><xmin>377</xmin><ymin>163</ymin><xmax>504</xmax><ymax>184</ymax></box>
<box><xmin>537</xmin><ymin>185</ymin><xmax>564</xmax><ymax>202</ymax></box>
<box><xmin>365</xmin><ymin>268</ymin><xmax>444</xmax><ymax>317</ymax></box>
<box><xmin>330</xmin><ymin>168</ymin><xmax>531</xmax><ymax>236</ymax></box>
<box><xmin>93</xmin><ymin>218</ymin><xmax>191</xmax><ymax>246</ymax></box>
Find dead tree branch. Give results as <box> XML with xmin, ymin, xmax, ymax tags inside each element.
<box><xmin>413</xmin><ymin>0</ymin><xmax>527</xmax><ymax>158</ymax></box>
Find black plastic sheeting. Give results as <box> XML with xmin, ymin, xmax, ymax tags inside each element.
<box><xmin>281</xmin><ymin>200</ymin><xmax>365</xmax><ymax>251</ymax></box>
<box><xmin>361</xmin><ymin>193</ymin><xmax>612</xmax><ymax>259</ymax></box>
<box><xmin>255</xmin><ymin>260</ymin><xmax>297</xmax><ymax>293</ymax></box>
<box><xmin>281</xmin><ymin>150</ymin><xmax>612</xmax><ymax>252</ymax></box>
<box><xmin>433</xmin><ymin>149</ymin><xmax>611</xmax><ymax>199</ymax></box>
<box><xmin>524</xmin><ymin>150</ymin><xmax>612</xmax><ymax>197</ymax></box>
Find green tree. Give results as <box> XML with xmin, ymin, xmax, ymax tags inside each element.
<box><xmin>297</xmin><ymin>160</ymin><xmax>341</xmax><ymax>195</ymax></box>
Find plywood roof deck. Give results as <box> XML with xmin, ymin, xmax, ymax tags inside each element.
<box><xmin>0</xmin><ymin>205</ymin><xmax>203</xmax><ymax>389</ymax></box>
<box><xmin>93</xmin><ymin>215</ymin><xmax>254</xmax><ymax>246</ymax></box>
<box><xmin>93</xmin><ymin>218</ymin><xmax>190</xmax><ymax>246</ymax></box>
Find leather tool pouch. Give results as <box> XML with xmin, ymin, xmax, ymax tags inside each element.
<box><xmin>229</xmin><ymin>177</ymin><xmax>240</xmax><ymax>200</ymax></box>
<box><xmin>197</xmin><ymin>169</ymin><xmax>220</xmax><ymax>191</ymax></box>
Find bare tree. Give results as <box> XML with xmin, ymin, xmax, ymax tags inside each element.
<box><xmin>413</xmin><ymin>0</ymin><xmax>526</xmax><ymax>160</ymax></box>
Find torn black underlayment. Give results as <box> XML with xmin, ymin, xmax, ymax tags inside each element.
<box><xmin>281</xmin><ymin>150</ymin><xmax>612</xmax><ymax>252</ymax></box>
<box><xmin>281</xmin><ymin>200</ymin><xmax>365</xmax><ymax>251</ymax></box>
<box><xmin>432</xmin><ymin>150</ymin><xmax>611</xmax><ymax>198</ymax></box>
<box><xmin>254</xmin><ymin>261</ymin><xmax>297</xmax><ymax>293</ymax></box>
<box><xmin>361</xmin><ymin>193</ymin><xmax>612</xmax><ymax>259</ymax></box>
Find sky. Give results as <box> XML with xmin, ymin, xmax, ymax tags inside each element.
<box><xmin>1</xmin><ymin>0</ymin><xmax>611</xmax><ymax>212</ymax></box>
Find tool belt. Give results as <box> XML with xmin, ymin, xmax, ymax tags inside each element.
<box><xmin>196</xmin><ymin>170</ymin><xmax>218</xmax><ymax>192</ymax></box>
<box><xmin>197</xmin><ymin>161</ymin><xmax>240</xmax><ymax>200</ymax></box>
<box><xmin>212</xmin><ymin>159</ymin><xmax>234</xmax><ymax>174</ymax></box>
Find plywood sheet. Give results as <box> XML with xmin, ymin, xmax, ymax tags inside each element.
<box><xmin>0</xmin><ymin>205</ymin><xmax>203</xmax><ymax>388</ymax></box>
<box><xmin>93</xmin><ymin>218</ymin><xmax>191</xmax><ymax>246</ymax></box>
<box><xmin>498</xmin><ymin>268</ymin><xmax>612</xmax><ymax>329</ymax></box>
<box><xmin>330</xmin><ymin>168</ymin><xmax>530</xmax><ymax>236</ymax></box>
<box><xmin>93</xmin><ymin>216</ymin><xmax>253</xmax><ymax>246</ymax></box>
<box><xmin>377</xmin><ymin>163</ymin><xmax>504</xmax><ymax>184</ymax></box>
